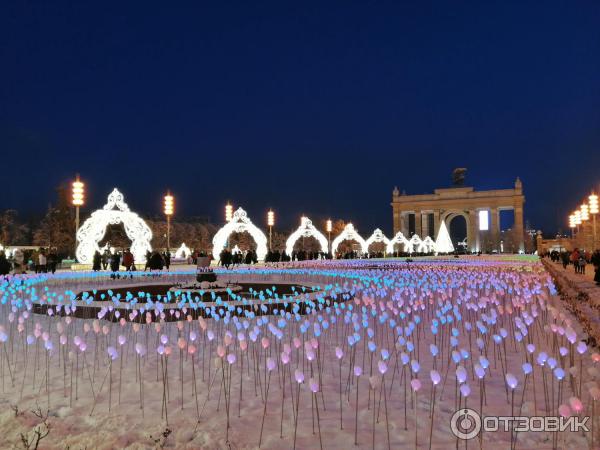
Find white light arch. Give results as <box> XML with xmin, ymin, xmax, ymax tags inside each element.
<box><xmin>76</xmin><ymin>188</ymin><xmax>152</xmax><ymax>264</ymax></box>
<box><xmin>409</xmin><ymin>234</ymin><xmax>423</xmax><ymax>254</ymax></box>
<box><xmin>365</xmin><ymin>228</ymin><xmax>391</xmax><ymax>254</ymax></box>
<box><xmin>285</xmin><ymin>217</ymin><xmax>329</xmax><ymax>256</ymax></box>
<box><xmin>386</xmin><ymin>231</ymin><xmax>411</xmax><ymax>254</ymax></box>
<box><xmin>331</xmin><ymin>223</ymin><xmax>368</xmax><ymax>256</ymax></box>
<box><xmin>422</xmin><ymin>236</ymin><xmax>436</xmax><ymax>253</ymax></box>
<box><xmin>175</xmin><ymin>243</ymin><xmax>192</xmax><ymax>259</ymax></box>
<box><xmin>212</xmin><ymin>208</ymin><xmax>268</xmax><ymax>261</ymax></box>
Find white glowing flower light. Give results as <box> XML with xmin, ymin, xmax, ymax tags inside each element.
<box><xmin>387</xmin><ymin>231</ymin><xmax>411</xmax><ymax>254</ymax></box>
<box><xmin>285</xmin><ymin>217</ymin><xmax>329</xmax><ymax>256</ymax></box>
<box><xmin>435</xmin><ymin>220</ymin><xmax>455</xmax><ymax>253</ymax></box>
<box><xmin>331</xmin><ymin>223</ymin><xmax>368</xmax><ymax>256</ymax></box>
<box><xmin>175</xmin><ymin>243</ymin><xmax>191</xmax><ymax>259</ymax></box>
<box><xmin>76</xmin><ymin>188</ymin><xmax>152</xmax><ymax>264</ymax></box>
<box><xmin>365</xmin><ymin>228</ymin><xmax>391</xmax><ymax>254</ymax></box>
<box><xmin>212</xmin><ymin>208</ymin><xmax>268</xmax><ymax>261</ymax></box>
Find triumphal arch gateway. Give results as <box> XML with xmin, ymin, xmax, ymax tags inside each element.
<box><xmin>391</xmin><ymin>178</ymin><xmax>525</xmax><ymax>252</ymax></box>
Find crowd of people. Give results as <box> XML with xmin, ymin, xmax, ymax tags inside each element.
<box><xmin>545</xmin><ymin>248</ymin><xmax>600</xmax><ymax>285</ymax></box>
<box><xmin>92</xmin><ymin>248</ymin><xmax>172</xmax><ymax>273</ymax></box>
<box><xmin>0</xmin><ymin>247</ymin><xmax>60</xmax><ymax>275</ymax></box>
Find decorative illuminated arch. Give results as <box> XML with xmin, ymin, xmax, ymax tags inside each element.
<box><xmin>365</xmin><ymin>228</ymin><xmax>391</xmax><ymax>253</ymax></box>
<box><xmin>421</xmin><ymin>236</ymin><xmax>437</xmax><ymax>253</ymax></box>
<box><xmin>409</xmin><ymin>234</ymin><xmax>423</xmax><ymax>254</ymax></box>
<box><xmin>175</xmin><ymin>243</ymin><xmax>192</xmax><ymax>259</ymax></box>
<box><xmin>285</xmin><ymin>217</ymin><xmax>329</xmax><ymax>256</ymax></box>
<box><xmin>386</xmin><ymin>231</ymin><xmax>411</xmax><ymax>254</ymax></box>
<box><xmin>76</xmin><ymin>188</ymin><xmax>153</xmax><ymax>264</ymax></box>
<box><xmin>331</xmin><ymin>223</ymin><xmax>368</xmax><ymax>256</ymax></box>
<box><xmin>212</xmin><ymin>208</ymin><xmax>268</xmax><ymax>261</ymax></box>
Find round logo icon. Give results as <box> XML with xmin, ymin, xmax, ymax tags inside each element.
<box><xmin>450</xmin><ymin>408</ymin><xmax>481</xmax><ymax>440</ymax></box>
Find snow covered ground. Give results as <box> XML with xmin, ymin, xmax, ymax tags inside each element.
<box><xmin>0</xmin><ymin>257</ymin><xmax>597</xmax><ymax>449</ymax></box>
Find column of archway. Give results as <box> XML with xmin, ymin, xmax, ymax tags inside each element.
<box><xmin>433</xmin><ymin>210</ymin><xmax>441</xmax><ymax>238</ymax></box>
<box><xmin>514</xmin><ymin>202</ymin><xmax>525</xmax><ymax>252</ymax></box>
<box><xmin>468</xmin><ymin>210</ymin><xmax>478</xmax><ymax>252</ymax></box>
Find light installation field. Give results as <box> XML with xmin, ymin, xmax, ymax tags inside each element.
<box><xmin>0</xmin><ymin>257</ymin><xmax>596</xmax><ymax>449</ymax></box>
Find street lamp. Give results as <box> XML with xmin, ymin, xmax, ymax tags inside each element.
<box><xmin>569</xmin><ymin>214</ymin><xmax>576</xmax><ymax>238</ymax></box>
<box><xmin>267</xmin><ymin>210</ymin><xmax>275</xmax><ymax>251</ymax></box>
<box><xmin>72</xmin><ymin>175</ymin><xmax>85</xmax><ymax>251</ymax></box>
<box><xmin>326</xmin><ymin>219</ymin><xmax>332</xmax><ymax>253</ymax></box>
<box><xmin>163</xmin><ymin>192</ymin><xmax>174</xmax><ymax>252</ymax></box>
<box><xmin>589</xmin><ymin>193</ymin><xmax>598</xmax><ymax>249</ymax></box>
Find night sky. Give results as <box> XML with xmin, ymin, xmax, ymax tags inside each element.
<box><xmin>1</xmin><ymin>2</ymin><xmax>599</xmax><ymax>236</ymax></box>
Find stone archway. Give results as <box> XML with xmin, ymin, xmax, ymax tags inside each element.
<box><xmin>212</xmin><ymin>208</ymin><xmax>268</xmax><ymax>261</ymax></box>
<box><xmin>76</xmin><ymin>188</ymin><xmax>153</xmax><ymax>264</ymax></box>
<box><xmin>286</xmin><ymin>217</ymin><xmax>328</xmax><ymax>256</ymax></box>
<box><xmin>442</xmin><ymin>211</ymin><xmax>470</xmax><ymax>250</ymax></box>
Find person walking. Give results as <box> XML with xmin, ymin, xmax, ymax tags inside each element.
<box><xmin>123</xmin><ymin>248</ymin><xmax>134</xmax><ymax>271</ymax></box>
<box><xmin>163</xmin><ymin>251</ymin><xmax>171</xmax><ymax>271</ymax></box>
<box><xmin>47</xmin><ymin>248</ymin><xmax>58</xmax><ymax>274</ymax></box>
<box><xmin>38</xmin><ymin>249</ymin><xmax>47</xmax><ymax>273</ymax></box>
<box><xmin>92</xmin><ymin>250</ymin><xmax>102</xmax><ymax>271</ymax></box>
<box><xmin>592</xmin><ymin>250</ymin><xmax>600</xmax><ymax>286</ymax></box>
<box><xmin>110</xmin><ymin>251</ymin><xmax>121</xmax><ymax>273</ymax></box>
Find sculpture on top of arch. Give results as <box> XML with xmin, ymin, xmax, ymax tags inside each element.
<box><xmin>331</xmin><ymin>223</ymin><xmax>368</xmax><ymax>256</ymax></box>
<box><xmin>76</xmin><ymin>188</ymin><xmax>153</xmax><ymax>264</ymax></box>
<box><xmin>285</xmin><ymin>217</ymin><xmax>329</xmax><ymax>256</ymax></box>
<box><xmin>212</xmin><ymin>207</ymin><xmax>268</xmax><ymax>261</ymax></box>
<box><xmin>365</xmin><ymin>228</ymin><xmax>391</xmax><ymax>254</ymax></box>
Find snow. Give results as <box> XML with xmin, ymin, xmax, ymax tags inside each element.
<box><xmin>0</xmin><ymin>256</ymin><xmax>597</xmax><ymax>449</ymax></box>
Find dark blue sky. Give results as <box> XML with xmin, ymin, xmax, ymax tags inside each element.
<box><xmin>1</xmin><ymin>1</ymin><xmax>599</xmax><ymax>235</ymax></box>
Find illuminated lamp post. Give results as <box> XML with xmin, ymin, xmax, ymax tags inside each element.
<box><xmin>163</xmin><ymin>192</ymin><xmax>174</xmax><ymax>252</ymax></box>
<box><xmin>581</xmin><ymin>203</ymin><xmax>590</xmax><ymax>250</ymax></box>
<box><xmin>574</xmin><ymin>210</ymin><xmax>582</xmax><ymax>246</ymax></box>
<box><xmin>72</xmin><ymin>175</ymin><xmax>85</xmax><ymax>251</ymax></box>
<box><xmin>326</xmin><ymin>219</ymin><xmax>332</xmax><ymax>254</ymax></box>
<box><xmin>589</xmin><ymin>193</ymin><xmax>598</xmax><ymax>249</ymax></box>
<box><xmin>267</xmin><ymin>210</ymin><xmax>275</xmax><ymax>251</ymax></box>
<box><xmin>225</xmin><ymin>202</ymin><xmax>233</xmax><ymax>250</ymax></box>
<box><xmin>569</xmin><ymin>214</ymin><xmax>576</xmax><ymax>239</ymax></box>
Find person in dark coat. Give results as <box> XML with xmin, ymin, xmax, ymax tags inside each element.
<box><xmin>122</xmin><ymin>249</ymin><xmax>134</xmax><ymax>271</ymax></box>
<box><xmin>0</xmin><ymin>251</ymin><xmax>10</xmax><ymax>275</ymax></box>
<box><xmin>47</xmin><ymin>248</ymin><xmax>59</xmax><ymax>274</ymax></box>
<box><xmin>110</xmin><ymin>252</ymin><xmax>121</xmax><ymax>272</ymax></box>
<box><xmin>149</xmin><ymin>251</ymin><xmax>164</xmax><ymax>270</ymax></box>
<box><xmin>163</xmin><ymin>251</ymin><xmax>171</xmax><ymax>270</ymax></box>
<box><xmin>92</xmin><ymin>251</ymin><xmax>102</xmax><ymax>271</ymax></box>
<box><xmin>592</xmin><ymin>250</ymin><xmax>600</xmax><ymax>285</ymax></box>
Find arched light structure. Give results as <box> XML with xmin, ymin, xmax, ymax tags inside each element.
<box><xmin>331</xmin><ymin>223</ymin><xmax>368</xmax><ymax>256</ymax></box>
<box><xmin>212</xmin><ymin>207</ymin><xmax>268</xmax><ymax>261</ymax></box>
<box><xmin>409</xmin><ymin>234</ymin><xmax>423</xmax><ymax>253</ymax></box>
<box><xmin>386</xmin><ymin>231</ymin><xmax>411</xmax><ymax>254</ymax></box>
<box><xmin>285</xmin><ymin>216</ymin><xmax>329</xmax><ymax>256</ymax></box>
<box><xmin>365</xmin><ymin>228</ymin><xmax>391</xmax><ymax>254</ymax></box>
<box><xmin>175</xmin><ymin>242</ymin><xmax>191</xmax><ymax>259</ymax></box>
<box><xmin>422</xmin><ymin>236</ymin><xmax>436</xmax><ymax>253</ymax></box>
<box><xmin>75</xmin><ymin>188</ymin><xmax>152</xmax><ymax>264</ymax></box>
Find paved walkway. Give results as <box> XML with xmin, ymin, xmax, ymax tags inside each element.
<box><xmin>542</xmin><ymin>257</ymin><xmax>600</xmax><ymax>344</ymax></box>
